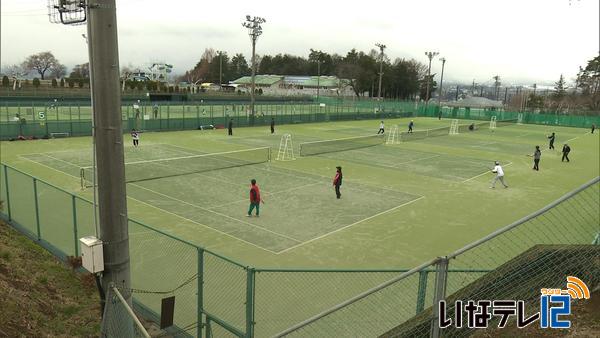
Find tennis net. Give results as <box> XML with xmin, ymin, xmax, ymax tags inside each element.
<box><xmin>496</xmin><ymin>119</ymin><xmax>518</xmax><ymax>127</ymax></box>
<box><xmin>299</xmin><ymin>134</ymin><xmax>385</xmax><ymax>156</ymax></box>
<box><xmin>80</xmin><ymin>147</ymin><xmax>271</xmax><ymax>187</ymax></box>
<box><xmin>399</xmin><ymin>126</ymin><xmax>450</xmax><ymax>142</ymax></box>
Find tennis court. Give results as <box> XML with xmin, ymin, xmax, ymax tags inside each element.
<box><xmin>3</xmin><ymin>116</ymin><xmax>598</xmax><ymax>267</ymax></box>
<box><xmin>20</xmin><ymin>143</ymin><xmax>421</xmax><ymax>253</ymax></box>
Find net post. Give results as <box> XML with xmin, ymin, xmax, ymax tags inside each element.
<box><xmin>430</xmin><ymin>257</ymin><xmax>449</xmax><ymax>338</ymax></box>
<box><xmin>72</xmin><ymin>194</ymin><xmax>79</xmax><ymax>256</ymax></box>
<box><xmin>33</xmin><ymin>178</ymin><xmax>42</xmax><ymax>240</ymax></box>
<box><xmin>197</xmin><ymin>247</ymin><xmax>205</xmax><ymax>338</ymax></box>
<box><xmin>245</xmin><ymin>267</ymin><xmax>256</xmax><ymax>338</ymax></box>
<box><xmin>80</xmin><ymin>168</ymin><xmax>86</xmax><ymax>190</ymax></box>
<box><xmin>3</xmin><ymin>165</ymin><xmax>11</xmax><ymax>221</ymax></box>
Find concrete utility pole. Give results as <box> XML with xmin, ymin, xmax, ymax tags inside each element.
<box><xmin>493</xmin><ymin>75</ymin><xmax>501</xmax><ymax>100</ymax></box>
<box><xmin>242</xmin><ymin>15</ymin><xmax>266</xmax><ymax>126</ymax></box>
<box><xmin>218</xmin><ymin>51</ymin><xmax>223</xmax><ymax>87</ymax></box>
<box><xmin>87</xmin><ymin>0</ymin><xmax>131</xmax><ymax>300</ymax></box>
<box><xmin>424</xmin><ymin>51</ymin><xmax>439</xmax><ymax>109</ymax></box>
<box><xmin>438</xmin><ymin>57</ymin><xmax>446</xmax><ymax>107</ymax></box>
<box><xmin>375</xmin><ymin>43</ymin><xmax>386</xmax><ymax>101</ymax></box>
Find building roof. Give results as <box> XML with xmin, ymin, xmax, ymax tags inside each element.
<box><xmin>233</xmin><ymin>75</ymin><xmax>283</xmax><ymax>85</ymax></box>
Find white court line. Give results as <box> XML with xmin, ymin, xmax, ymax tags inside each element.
<box><xmin>461</xmin><ymin>161</ymin><xmax>513</xmax><ymax>183</ymax></box>
<box><xmin>42</xmin><ymin>153</ymin><xmax>85</xmax><ymax>168</ymax></box>
<box><xmin>129</xmin><ymin>182</ymin><xmax>303</xmax><ymax>244</ymax></box>
<box><xmin>18</xmin><ymin>156</ymin><xmax>82</xmax><ymax>180</ymax></box>
<box><xmin>126</xmin><ymin>195</ymin><xmax>280</xmax><ymax>254</ymax></box>
<box><xmin>207</xmin><ymin>182</ymin><xmax>322</xmax><ymax>210</ymax></box>
<box><xmin>276</xmin><ymin>196</ymin><xmax>426</xmax><ymax>255</ymax></box>
<box><xmin>396</xmin><ymin>154</ymin><xmax>441</xmax><ymax>165</ymax></box>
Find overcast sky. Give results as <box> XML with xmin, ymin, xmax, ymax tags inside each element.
<box><xmin>1</xmin><ymin>0</ymin><xmax>598</xmax><ymax>86</ymax></box>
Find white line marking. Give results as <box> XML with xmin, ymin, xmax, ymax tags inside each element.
<box><xmin>461</xmin><ymin>161</ymin><xmax>513</xmax><ymax>183</ymax></box>
<box><xmin>18</xmin><ymin>156</ymin><xmax>81</xmax><ymax>180</ymax></box>
<box><xmin>207</xmin><ymin>182</ymin><xmax>322</xmax><ymax>210</ymax></box>
<box><xmin>396</xmin><ymin>154</ymin><xmax>441</xmax><ymax>165</ymax></box>
<box><xmin>129</xmin><ymin>182</ymin><xmax>303</xmax><ymax>243</ymax></box>
<box><xmin>125</xmin><ymin>195</ymin><xmax>280</xmax><ymax>254</ymax></box>
<box><xmin>276</xmin><ymin>196</ymin><xmax>426</xmax><ymax>254</ymax></box>
<box><xmin>40</xmin><ymin>153</ymin><xmax>84</xmax><ymax>168</ymax></box>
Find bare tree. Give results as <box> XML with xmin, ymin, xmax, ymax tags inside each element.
<box><xmin>49</xmin><ymin>62</ymin><xmax>67</xmax><ymax>79</ymax></box>
<box><xmin>4</xmin><ymin>64</ymin><xmax>27</xmax><ymax>90</ymax></box>
<box><xmin>22</xmin><ymin>51</ymin><xmax>61</xmax><ymax>79</ymax></box>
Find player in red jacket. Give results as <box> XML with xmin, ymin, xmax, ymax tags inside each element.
<box><xmin>247</xmin><ymin>179</ymin><xmax>262</xmax><ymax>217</ymax></box>
<box><xmin>333</xmin><ymin>166</ymin><xmax>343</xmax><ymax>199</ymax></box>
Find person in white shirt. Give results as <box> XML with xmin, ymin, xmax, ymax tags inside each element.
<box><xmin>377</xmin><ymin>121</ymin><xmax>385</xmax><ymax>134</ymax></box>
<box><xmin>490</xmin><ymin>161</ymin><xmax>508</xmax><ymax>188</ymax></box>
<box><xmin>131</xmin><ymin>129</ymin><xmax>140</xmax><ymax>147</ymax></box>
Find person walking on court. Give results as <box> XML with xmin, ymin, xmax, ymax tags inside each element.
<box><xmin>408</xmin><ymin>120</ymin><xmax>415</xmax><ymax>133</ymax></box>
<box><xmin>270</xmin><ymin>118</ymin><xmax>275</xmax><ymax>134</ymax></box>
<box><xmin>547</xmin><ymin>132</ymin><xmax>556</xmax><ymax>150</ymax></box>
<box><xmin>228</xmin><ymin>118</ymin><xmax>233</xmax><ymax>136</ymax></box>
<box><xmin>377</xmin><ymin>121</ymin><xmax>385</xmax><ymax>134</ymax></box>
<box><xmin>333</xmin><ymin>166</ymin><xmax>343</xmax><ymax>199</ymax></box>
<box><xmin>562</xmin><ymin>144</ymin><xmax>571</xmax><ymax>162</ymax></box>
<box><xmin>592</xmin><ymin>124</ymin><xmax>596</xmax><ymax>134</ymax></box>
<box><xmin>247</xmin><ymin>179</ymin><xmax>262</xmax><ymax>217</ymax></box>
<box><xmin>131</xmin><ymin>129</ymin><xmax>140</xmax><ymax>147</ymax></box>
<box><xmin>532</xmin><ymin>145</ymin><xmax>541</xmax><ymax>171</ymax></box>
<box><xmin>490</xmin><ymin>161</ymin><xmax>508</xmax><ymax>189</ymax></box>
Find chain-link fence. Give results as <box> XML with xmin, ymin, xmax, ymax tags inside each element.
<box><xmin>418</xmin><ymin>105</ymin><xmax>600</xmax><ymax>129</ymax></box>
<box><xmin>0</xmin><ymin>162</ymin><xmax>598</xmax><ymax>337</ymax></box>
<box><xmin>275</xmin><ymin>178</ymin><xmax>599</xmax><ymax>337</ymax></box>
<box><xmin>101</xmin><ymin>284</ymin><xmax>150</xmax><ymax>338</ymax></box>
<box><xmin>0</xmin><ymin>100</ymin><xmax>416</xmax><ymax>140</ymax></box>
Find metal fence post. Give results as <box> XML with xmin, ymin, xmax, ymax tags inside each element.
<box><xmin>197</xmin><ymin>247</ymin><xmax>205</xmax><ymax>338</ymax></box>
<box><xmin>3</xmin><ymin>165</ymin><xmax>11</xmax><ymax>221</ymax></box>
<box><xmin>72</xmin><ymin>195</ymin><xmax>79</xmax><ymax>256</ymax></box>
<box><xmin>33</xmin><ymin>178</ymin><xmax>41</xmax><ymax>240</ymax></box>
<box><xmin>245</xmin><ymin>267</ymin><xmax>256</xmax><ymax>338</ymax></box>
<box><xmin>416</xmin><ymin>270</ymin><xmax>429</xmax><ymax>314</ymax></box>
<box><xmin>430</xmin><ymin>257</ymin><xmax>449</xmax><ymax>338</ymax></box>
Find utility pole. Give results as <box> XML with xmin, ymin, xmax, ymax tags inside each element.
<box><xmin>86</xmin><ymin>0</ymin><xmax>131</xmax><ymax>300</ymax></box>
<box><xmin>317</xmin><ymin>60</ymin><xmax>321</xmax><ymax>102</ymax></box>
<box><xmin>218</xmin><ymin>51</ymin><xmax>223</xmax><ymax>88</ymax></box>
<box><xmin>493</xmin><ymin>75</ymin><xmax>501</xmax><ymax>100</ymax></box>
<box><xmin>438</xmin><ymin>57</ymin><xmax>446</xmax><ymax>107</ymax></box>
<box><xmin>424</xmin><ymin>51</ymin><xmax>439</xmax><ymax>109</ymax></box>
<box><xmin>50</xmin><ymin>0</ymin><xmax>132</xmax><ymax>307</ymax></box>
<box><xmin>376</xmin><ymin>43</ymin><xmax>386</xmax><ymax>101</ymax></box>
<box><xmin>242</xmin><ymin>15</ymin><xmax>266</xmax><ymax>126</ymax></box>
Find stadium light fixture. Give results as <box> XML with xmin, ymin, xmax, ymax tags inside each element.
<box><xmin>375</xmin><ymin>43</ymin><xmax>386</xmax><ymax>101</ymax></box>
<box><xmin>424</xmin><ymin>51</ymin><xmax>439</xmax><ymax>108</ymax></box>
<box><xmin>242</xmin><ymin>15</ymin><xmax>266</xmax><ymax>126</ymax></box>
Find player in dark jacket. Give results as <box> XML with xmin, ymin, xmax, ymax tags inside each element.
<box><xmin>228</xmin><ymin>119</ymin><xmax>233</xmax><ymax>136</ymax></box>
<box><xmin>333</xmin><ymin>166</ymin><xmax>343</xmax><ymax>199</ymax></box>
<box><xmin>561</xmin><ymin>144</ymin><xmax>571</xmax><ymax>162</ymax></box>
<box><xmin>547</xmin><ymin>132</ymin><xmax>555</xmax><ymax>150</ymax></box>
<box><xmin>270</xmin><ymin>118</ymin><xmax>275</xmax><ymax>134</ymax></box>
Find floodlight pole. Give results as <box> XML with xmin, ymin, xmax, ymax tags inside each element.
<box><xmin>87</xmin><ymin>0</ymin><xmax>131</xmax><ymax>304</ymax></box>
<box><xmin>438</xmin><ymin>57</ymin><xmax>446</xmax><ymax>107</ymax></box>
<box><xmin>218</xmin><ymin>51</ymin><xmax>223</xmax><ymax>87</ymax></box>
<box><xmin>243</xmin><ymin>16</ymin><xmax>265</xmax><ymax>126</ymax></box>
<box><xmin>317</xmin><ymin>60</ymin><xmax>321</xmax><ymax>102</ymax></box>
<box><xmin>424</xmin><ymin>51</ymin><xmax>439</xmax><ymax>110</ymax></box>
<box><xmin>376</xmin><ymin>43</ymin><xmax>386</xmax><ymax>101</ymax></box>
